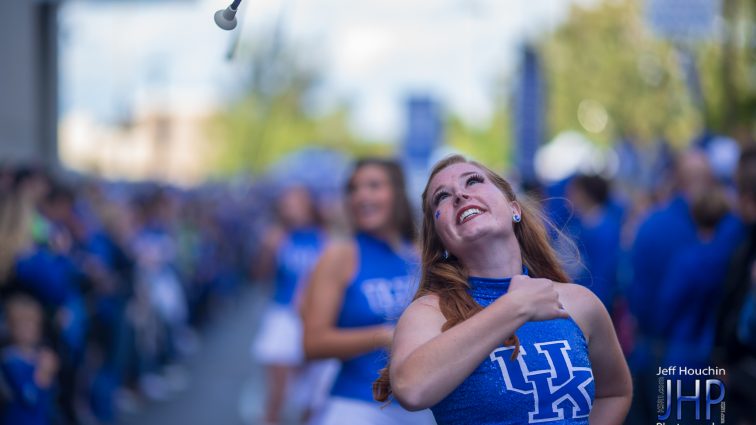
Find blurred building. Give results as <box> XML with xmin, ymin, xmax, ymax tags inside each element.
<box><xmin>0</xmin><ymin>0</ymin><xmax>59</xmax><ymax>165</ymax></box>
<box><xmin>59</xmin><ymin>104</ymin><xmax>216</xmax><ymax>186</ymax></box>
<box><xmin>2</xmin><ymin>0</ymin><xmax>217</xmax><ymax>185</ymax></box>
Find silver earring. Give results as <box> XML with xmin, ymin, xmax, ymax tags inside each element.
<box><xmin>443</xmin><ymin>249</ymin><xmax>449</xmax><ymax>260</ymax></box>
<box><xmin>512</xmin><ymin>213</ymin><xmax>521</xmax><ymax>223</ymax></box>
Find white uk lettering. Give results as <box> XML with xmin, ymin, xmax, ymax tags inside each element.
<box><xmin>490</xmin><ymin>340</ymin><xmax>594</xmax><ymax>423</ymax></box>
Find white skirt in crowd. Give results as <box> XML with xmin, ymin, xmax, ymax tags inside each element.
<box><xmin>252</xmin><ymin>303</ymin><xmax>304</xmax><ymax>365</ymax></box>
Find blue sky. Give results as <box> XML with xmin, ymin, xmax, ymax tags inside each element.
<box><xmin>59</xmin><ymin>0</ymin><xmax>596</xmax><ymax>141</ymax></box>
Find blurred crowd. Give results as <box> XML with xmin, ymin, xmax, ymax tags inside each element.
<box><xmin>541</xmin><ymin>139</ymin><xmax>756</xmax><ymax>424</ymax></box>
<box><xmin>0</xmin><ymin>165</ymin><xmax>263</xmax><ymax>424</ymax></box>
<box><xmin>1</xmin><ymin>135</ymin><xmax>755</xmax><ymax>425</ymax></box>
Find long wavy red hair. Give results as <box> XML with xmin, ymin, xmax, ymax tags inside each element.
<box><xmin>373</xmin><ymin>154</ymin><xmax>573</xmax><ymax>402</ymax></box>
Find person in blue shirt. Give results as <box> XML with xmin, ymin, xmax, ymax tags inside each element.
<box><xmin>252</xmin><ymin>185</ymin><xmax>327</xmax><ymax>425</ymax></box>
<box><xmin>628</xmin><ymin>151</ymin><xmax>713</xmax><ymax>341</ymax></box>
<box><xmin>302</xmin><ymin>159</ymin><xmax>436</xmax><ymax>425</ymax></box>
<box><xmin>656</xmin><ymin>187</ymin><xmax>745</xmax><ymax>425</ymax></box>
<box><xmin>374</xmin><ymin>155</ymin><xmax>632</xmax><ymax>424</ymax></box>
<box><xmin>626</xmin><ymin>149</ymin><xmax>713</xmax><ymax>424</ymax></box>
<box><xmin>1</xmin><ymin>294</ymin><xmax>58</xmax><ymax>425</ymax></box>
<box><xmin>84</xmin><ymin>212</ymin><xmax>136</xmax><ymax>423</ymax></box>
<box><xmin>0</xmin><ymin>188</ymin><xmax>86</xmax><ymax>424</ymax></box>
<box><xmin>542</xmin><ymin>177</ymin><xmax>573</xmax><ymax>233</ymax></box>
<box><xmin>713</xmin><ymin>146</ymin><xmax>756</xmax><ymax>425</ymax></box>
<box><xmin>737</xmin><ymin>279</ymin><xmax>756</xmax><ymax>351</ymax></box>
<box><xmin>658</xmin><ymin>186</ymin><xmax>744</xmax><ymax>373</ymax></box>
<box><xmin>566</xmin><ymin>174</ymin><xmax>623</xmax><ymax>310</ymax></box>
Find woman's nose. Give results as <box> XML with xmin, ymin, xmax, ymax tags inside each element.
<box><xmin>453</xmin><ymin>191</ymin><xmax>470</xmax><ymax>205</ymax></box>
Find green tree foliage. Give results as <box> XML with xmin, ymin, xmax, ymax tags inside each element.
<box><xmin>445</xmin><ymin>104</ymin><xmax>513</xmax><ymax>173</ymax></box>
<box><xmin>697</xmin><ymin>0</ymin><xmax>754</xmax><ymax>136</ymax></box>
<box><xmin>207</xmin><ymin>36</ymin><xmax>389</xmax><ymax>176</ymax></box>
<box><xmin>537</xmin><ymin>0</ymin><xmax>753</xmax><ymax>148</ymax></box>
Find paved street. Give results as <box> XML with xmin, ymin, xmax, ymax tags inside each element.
<box><xmin>119</xmin><ymin>287</ymin><xmax>267</xmax><ymax>425</ymax></box>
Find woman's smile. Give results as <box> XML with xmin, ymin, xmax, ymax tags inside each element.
<box><xmin>456</xmin><ymin>205</ymin><xmax>486</xmax><ymax>225</ymax></box>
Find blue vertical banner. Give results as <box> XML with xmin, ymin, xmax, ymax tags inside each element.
<box><xmin>403</xmin><ymin>96</ymin><xmax>442</xmax><ymax>165</ymax></box>
<box><xmin>513</xmin><ymin>45</ymin><xmax>544</xmax><ymax>186</ymax></box>
<box><xmin>402</xmin><ymin>95</ymin><xmax>443</xmax><ymax>209</ymax></box>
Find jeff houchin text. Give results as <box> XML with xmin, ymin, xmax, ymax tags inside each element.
<box><xmin>657</xmin><ymin>366</ymin><xmax>727</xmax><ymax>376</ymax></box>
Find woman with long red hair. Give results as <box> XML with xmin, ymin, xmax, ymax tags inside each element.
<box><xmin>374</xmin><ymin>155</ymin><xmax>632</xmax><ymax>424</ymax></box>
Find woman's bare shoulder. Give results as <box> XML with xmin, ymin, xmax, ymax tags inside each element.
<box><xmin>413</xmin><ymin>293</ymin><xmax>441</xmax><ymax>309</ymax></box>
<box><xmin>317</xmin><ymin>237</ymin><xmax>357</xmax><ymax>267</ymax></box>
<box><xmin>400</xmin><ymin>293</ymin><xmax>443</xmax><ymax>320</ymax></box>
<box><xmin>556</xmin><ymin>282</ymin><xmax>599</xmax><ymax>304</ymax></box>
<box><xmin>310</xmin><ymin>237</ymin><xmax>358</xmax><ymax>286</ymax></box>
<box><xmin>323</xmin><ymin>235</ymin><xmax>356</xmax><ymax>254</ymax></box>
<box><xmin>395</xmin><ymin>293</ymin><xmax>446</xmax><ymax>343</ymax></box>
<box><xmin>555</xmin><ymin>283</ymin><xmax>608</xmax><ymax>339</ymax></box>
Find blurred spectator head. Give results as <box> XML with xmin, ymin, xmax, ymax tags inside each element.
<box><xmin>42</xmin><ymin>184</ymin><xmax>75</xmax><ymax>223</ymax></box>
<box><xmin>134</xmin><ymin>187</ymin><xmax>178</xmax><ymax>227</ymax></box>
<box><xmin>0</xmin><ymin>164</ymin><xmax>14</xmax><ymax>192</ymax></box>
<box><xmin>4</xmin><ymin>293</ymin><xmax>44</xmax><ymax>348</ymax></box>
<box><xmin>12</xmin><ymin>166</ymin><xmax>51</xmax><ymax>206</ymax></box>
<box><xmin>567</xmin><ymin>174</ymin><xmax>610</xmax><ymax>215</ymax></box>
<box><xmin>674</xmin><ymin>149</ymin><xmax>714</xmax><ymax>200</ymax></box>
<box><xmin>0</xmin><ymin>191</ymin><xmax>32</xmax><ymax>284</ymax></box>
<box><xmin>99</xmin><ymin>202</ymin><xmax>136</xmax><ymax>244</ymax></box>
<box><xmin>689</xmin><ymin>185</ymin><xmax>730</xmax><ymax>237</ymax></box>
<box><xmin>345</xmin><ymin>158</ymin><xmax>415</xmax><ymax>241</ymax></box>
<box><xmin>735</xmin><ymin>146</ymin><xmax>756</xmax><ymax>223</ymax></box>
<box><xmin>275</xmin><ymin>185</ymin><xmax>320</xmax><ymax>229</ymax></box>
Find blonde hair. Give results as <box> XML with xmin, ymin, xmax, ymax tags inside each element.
<box><xmin>0</xmin><ymin>191</ymin><xmax>32</xmax><ymax>283</ymax></box>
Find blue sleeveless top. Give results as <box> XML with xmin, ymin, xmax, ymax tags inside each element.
<box><xmin>330</xmin><ymin>232</ymin><xmax>419</xmax><ymax>402</ymax></box>
<box><xmin>272</xmin><ymin>227</ymin><xmax>324</xmax><ymax>306</ymax></box>
<box><xmin>1</xmin><ymin>347</ymin><xmax>53</xmax><ymax>425</ymax></box>
<box><xmin>431</xmin><ymin>274</ymin><xmax>595</xmax><ymax>424</ymax></box>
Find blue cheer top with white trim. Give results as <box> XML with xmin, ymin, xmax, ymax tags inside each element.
<box><xmin>330</xmin><ymin>232</ymin><xmax>419</xmax><ymax>402</ymax></box>
<box><xmin>272</xmin><ymin>227</ymin><xmax>325</xmax><ymax>306</ymax></box>
<box><xmin>430</xmin><ymin>274</ymin><xmax>595</xmax><ymax>425</ymax></box>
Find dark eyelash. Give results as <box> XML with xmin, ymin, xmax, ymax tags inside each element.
<box><xmin>467</xmin><ymin>174</ymin><xmax>484</xmax><ymax>185</ymax></box>
<box><xmin>433</xmin><ymin>191</ymin><xmax>448</xmax><ymax>206</ymax></box>
<box><xmin>433</xmin><ymin>175</ymin><xmax>483</xmax><ymax>206</ymax></box>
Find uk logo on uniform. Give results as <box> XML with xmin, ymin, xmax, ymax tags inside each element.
<box><xmin>360</xmin><ymin>276</ymin><xmax>415</xmax><ymax>319</ymax></box>
<box><xmin>490</xmin><ymin>340</ymin><xmax>594</xmax><ymax>423</ymax></box>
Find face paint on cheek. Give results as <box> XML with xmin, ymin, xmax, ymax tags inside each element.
<box><xmin>435</xmin><ymin>210</ymin><xmax>441</xmax><ymax>220</ymax></box>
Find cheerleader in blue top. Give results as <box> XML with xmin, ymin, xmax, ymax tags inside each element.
<box><xmin>252</xmin><ymin>185</ymin><xmax>328</xmax><ymax>425</ymax></box>
<box><xmin>302</xmin><ymin>159</ymin><xmax>436</xmax><ymax>425</ymax></box>
<box><xmin>374</xmin><ymin>155</ymin><xmax>632</xmax><ymax>424</ymax></box>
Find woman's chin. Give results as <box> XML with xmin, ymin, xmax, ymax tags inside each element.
<box><xmin>355</xmin><ymin>219</ymin><xmax>390</xmax><ymax>235</ymax></box>
<box><xmin>456</xmin><ymin>223</ymin><xmax>507</xmax><ymax>243</ymax></box>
